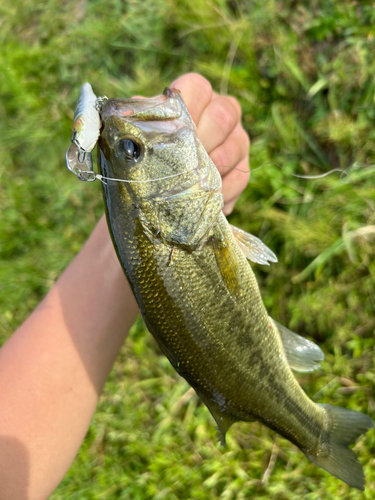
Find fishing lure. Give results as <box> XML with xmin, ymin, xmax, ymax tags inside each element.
<box><xmin>66</xmin><ymin>83</ymin><xmax>104</xmax><ymax>181</ymax></box>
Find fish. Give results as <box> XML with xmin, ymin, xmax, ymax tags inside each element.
<box><xmin>67</xmin><ymin>83</ymin><xmax>374</xmax><ymax>490</ymax></box>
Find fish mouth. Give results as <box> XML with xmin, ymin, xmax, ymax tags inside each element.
<box><xmin>100</xmin><ymin>88</ymin><xmax>186</xmax><ymax>124</ymax></box>
<box><xmin>100</xmin><ymin>95</ymin><xmax>166</xmax><ymax>120</ymax></box>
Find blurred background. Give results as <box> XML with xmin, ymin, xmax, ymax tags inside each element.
<box><xmin>1</xmin><ymin>0</ymin><xmax>375</xmax><ymax>498</ymax></box>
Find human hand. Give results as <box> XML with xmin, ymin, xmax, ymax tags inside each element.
<box><xmin>170</xmin><ymin>73</ymin><xmax>250</xmax><ymax>215</ymax></box>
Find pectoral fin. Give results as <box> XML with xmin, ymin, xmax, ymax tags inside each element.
<box><xmin>211</xmin><ymin>236</ymin><xmax>242</xmax><ymax>299</ymax></box>
<box><xmin>270</xmin><ymin>317</ymin><xmax>324</xmax><ymax>372</ymax></box>
<box><xmin>230</xmin><ymin>224</ymin><xmax>277</xmax><ymax>266</ymax></box>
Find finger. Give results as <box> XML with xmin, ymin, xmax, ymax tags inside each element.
<box><xmin>221</xmin><ymin>156</ymin><xmax>250</xmax><ymax>215</ymax></box>
<box><xmin>197</xmin><ymin>96</ymin><xmax>242</xmax><ymax>153</ymax></box>
<box><xmin>209</xmin><ymin>123</ymin><xmax>250</xmax><ymax>178</ymax></box>
<box><xmin>169</xmin><ymin>73</ymin><xmax>213</xmax><ymax>126</ymax></box>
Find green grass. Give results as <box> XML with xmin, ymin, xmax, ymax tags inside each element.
<box><xmin>1</xmin><ymin>0</ymin><xmax>375</xmax><ymax>498</ymax></box>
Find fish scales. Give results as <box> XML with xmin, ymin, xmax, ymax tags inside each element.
<box><xmin>99</xmin><ymin>113</ymin><xmax>326</xmax><ymax>450</ymax></box>
<box><xmin>122</xmin><ymin>205</ymin><xmax>325</xmax><ymax>449</ymax></box>
<box><xmin>68</xmin><ymin>83</ymin><xmax>374</xmax><ymax>490</ymax></box>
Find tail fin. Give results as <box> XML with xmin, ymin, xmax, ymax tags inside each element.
<box><xmin>303</xmin><ymin>404</ymin><xmax>374</xmax><ymax>491</ymax></box>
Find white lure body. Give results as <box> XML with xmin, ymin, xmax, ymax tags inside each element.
<box><xmin>66</xmin><ymin>83</ymin><xmax>102</xmax><ymax>181</ymax></box>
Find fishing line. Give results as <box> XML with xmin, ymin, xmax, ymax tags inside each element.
<box><xmin>217</xmin><ymin>162</ymin><xmax>349</xmax><ymax>180</ymax></box>
<box><xmin>252</xmin><ymin>162</ymin><xmax>349</xmax><ymax>180</ymax></box>
<box><xmin>75</xmin><ymin>159</ymin><xmax>348</xmax><ymax>186</ymax></box>
<box><xmin>85</xmin><ymin>166</ymin><xmax>200</xmax><ymax>185</ymax></box>
<box><xmin>291</xmin><ymin>168</ymin><xmax>350</xmax><ymax>180</ymax></box>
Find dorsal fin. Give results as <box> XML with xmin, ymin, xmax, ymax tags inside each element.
<box><xmin>230</xmin><ymin>225</ymin><xmax>277</xmax><ymax>266</ymax></box>
<box><xmin>269</xmin><ymin>317</ymin><xmax>324</xmax><ymax>372</ymax></box>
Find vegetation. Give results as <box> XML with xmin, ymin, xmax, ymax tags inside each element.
<box><xmin>1</xmin><ymin>0</ymin><xmax>375</xmax><ymax>498</ymax></box>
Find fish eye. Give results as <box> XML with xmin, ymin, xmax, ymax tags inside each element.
<box><xmin>119</xmin><ymin>138</ymin><xmax>142</xmax><ymax>161</ymax></box>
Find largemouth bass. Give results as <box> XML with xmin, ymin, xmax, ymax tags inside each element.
<box><xmin>67</xmin><ymin>84</ymin><xmax>374</xmax><ymax>490</ymax></box>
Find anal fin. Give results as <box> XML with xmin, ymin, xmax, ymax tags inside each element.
<box><xmin>210</xmin><ymin>407</ymin><xmax>235</xmax><ymax>446</ymax></box>
<box><xmin>270</xmin><ymin>317</ymin><xmax>324</xmax><ymax>372</ymax></box>
<box><xmin>195</xmin><ymin>390</ymin><xmax>237</xmax><ymax>445</ymax></box>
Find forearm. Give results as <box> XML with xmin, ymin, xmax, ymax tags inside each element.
<box><xmin>0</xmin><ymin>73</ymin><xmax>249</xmax><ymax>500</ymax></box>
<box><xmin>0</xmin><ymin>216</ymin><xmax>138</xmax><ymax>500</ymax></box>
